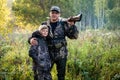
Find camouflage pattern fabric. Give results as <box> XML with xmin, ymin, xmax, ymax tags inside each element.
<box><xmin>29</xmin><ymin>36</ymin><xmax>52</xmax><ymax>80</ymax></box>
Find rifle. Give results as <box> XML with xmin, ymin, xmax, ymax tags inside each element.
<box><xmin>47</xmin><ymin>14</ymin><xmax>82</xmax><ymax>22</ymax></box>
<box><xmin>67</xmin><ymin>14</ymin><xmax>82</xmax><ymax>22</ymax></box>
<box><xmin>60</xmin><ymin>14</ymin><xmax>82</xmax><ymax>23</ymax></box>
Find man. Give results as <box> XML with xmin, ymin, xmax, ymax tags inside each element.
<box><xmin>29</xmin><ymin>6</ymin><xmax>79</xmax><ymax>80</ymax></box>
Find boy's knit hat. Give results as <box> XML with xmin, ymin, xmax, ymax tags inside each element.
<box><xmin>38</xmin><ymin>25</ymin><xmax>48</xmax><ymax>31</ymax></box>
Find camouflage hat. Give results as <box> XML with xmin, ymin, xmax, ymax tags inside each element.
<box><xmin>38</xmin><ymin>25</ymin><xmax>48</xmax><ymax>31</ymax></box>
<box><xmin>50</xmin><ymin>6</ymin><xmax>60</xmax><ymax>13</ymax></box>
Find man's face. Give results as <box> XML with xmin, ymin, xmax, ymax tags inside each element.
<box><xmin>49</xmin><ymin>11</ymin><xmax>60</xmax><ymax>22</ymax></box>
<box><xmin>40</xmin><ymin>28</ymin><xmax>48</xmax><ymax>37</ymax></box>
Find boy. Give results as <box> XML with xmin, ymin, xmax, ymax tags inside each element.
<box><xmin>29</xmin><ymin>25</ymin><xmax>52</xmax><ymax>80</ymax></box>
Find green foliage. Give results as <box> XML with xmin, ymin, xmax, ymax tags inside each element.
<box><xmin>12</xmin><ymin>0</ymin><xmax>120</xmax><ymax>31</ymax></box>
<box><xmin>1</xmin><ymin>30</ymin><xmax>119</xmax><ymax>80</ymax></box>
<box><xmin>67</xmin><ymin>30</ymin><xmax>120</xmax><ymax>80</ymax></box>
<box><xmin>0</xmin><ymin>33</ymin><xmax>33</xmax><ymax>80</ymax></box>
<box><xmin>0</xmin><ymin>0</ymin><xmax>13</xmax><ymax>38</ymax></box>
<box><xmin>106</xmin><ymin>8</ymin><xmax>120</xmax><ymax>30</ymax></box>
<box><xmin>12</xmin><ymin>0</ymin><xmax>44</xmax><ymax>29</ymax></box>
<box><xmin>0</xmin><ymin>0</ymin><xmax>10</xmax><ymax>27</ymax></box>
<box><xmin>0</xmin><ymin>0</ymin><xmax>120</xmax><ymax>79</ymax></box>
<box><xmin>12</xmin><ymin>0</ymin><xmax>80</xmax><ymax>29</ymax></box>
<box><xmin>104</xmin><ymin>0</ymin><xmax>120</xmax><ymax>30</ymax></box>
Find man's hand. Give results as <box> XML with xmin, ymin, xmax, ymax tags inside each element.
<box><xmin>67</xmin><ymin>21</ymin><xmax>75</xmax><ymax>26</ymax></box>
<box><xmin>67</xmin><ymin>17</ymin><xmax>75</xmax><ymax>26</ymax></box>
<box><xmin>30</xmin><ymin>38</ymin><xmax>38</xmax><ymax>46</ymax></box>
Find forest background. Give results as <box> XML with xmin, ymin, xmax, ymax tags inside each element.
<box><xmin>0</xmin><ymin>0</ymin><xmax>120</xmax><ymax>80</ymax></box>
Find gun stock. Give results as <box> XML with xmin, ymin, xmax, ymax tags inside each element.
<box><xmin>67</xmin><ymin>14</ymin><xmax>82</xmax><ymax>22</ymax></box>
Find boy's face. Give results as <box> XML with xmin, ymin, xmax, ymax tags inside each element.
<box><xmin>40</xmin><ymin>28</ymin><xmax>48</xmax><ymax>37</ymax></box>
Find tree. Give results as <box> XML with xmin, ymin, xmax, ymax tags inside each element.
<box><xmin>12</xmin><ymin>0</ymin><xmax>44</xmax><ymax>29</ymax></box>
<box><xmin>12</xmin><ymin>0</ymin><xmax>79</xmax><ymax>30</ymax></box>
<box><xmin>0</xmin><ymin>0</ymin><xmax>12</xmax><ymax>39</ymax></box>
<box><xmin>94</xmin><ymin>0</ymin><xmax>107</xmax><ymax>29</ymax></box>
<box><xmin>106</xmin><ymin>8</ymin><xmax>120</xmax><ymax>30</ymax></box>
<box><xmin>105</xmin><ymin>0</ymin><xmax>120</xmax><ymax>30</ymax></box>
<box><xmin>77</xmin><ymin>0</ymin><xmax>95</xmax><ymax>30</ymax></box>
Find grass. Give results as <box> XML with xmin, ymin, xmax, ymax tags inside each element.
<box><xmin>0</xmin><ymin>30</ymin><xmax>120</xmax><ymax>80</ymax></box>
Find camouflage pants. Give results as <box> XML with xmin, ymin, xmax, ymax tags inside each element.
<box><xmin>51</xmin><ymin>55</ymin><xmax>67</xmax><ymax>80</ymax></box>
<box><xmin>50</xmin><ymin>47</ymin><xmax>68</xmax><ymax>80</ymax></box>
<box><xmin>33</xmin><ymin>67</ymin><xmax>52</xmax><ymax>80</ymax></box>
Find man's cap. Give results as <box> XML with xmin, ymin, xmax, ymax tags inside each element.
<box><xmin>38</xmin><ymin>25</ymin><xmax>48</xmax><ymax>31</ymax></box>
<box><xmin>50</xmin><ymin>6</ymin><xmax>60</xmax><ymax>13</ymax></box>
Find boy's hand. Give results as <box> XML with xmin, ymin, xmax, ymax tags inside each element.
<box><xmin>30</xmin><ymin>38</ymin><xmax>38</xmax><ymax>45</ymax></box>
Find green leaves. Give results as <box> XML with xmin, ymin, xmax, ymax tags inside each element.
<box><xmin>67</xmin><ymin>30</ymin><xmax>120</xmax><ymax>80</ymax></box>
<box><xmin>0</xmin><ymin>0</ymin><xmax>12</xmax><ymax>38</ymax></box>
<box><xmin>0</xmin><ymin>30</ymin><xmax>119</xmax><ymax>79</ymax></box>
<box><xmin>106</xmin><ymin>8</ymin><xmax>120</xmax><ymax>30</ymax></box>
<box><xmin>12</xmin><ymin>0</ymin><xmax>44</xmax><ymax>27</ymax></box>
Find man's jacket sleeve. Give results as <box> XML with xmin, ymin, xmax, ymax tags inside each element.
<box><xmin>28</xmin><ymin>30</ymin><xmax>40</xmax><ymax>44</ymax></box>
<box><xmin>64</xmin><ymin>23</ymin><xmax>79</xmax><ymax>39</ymax></box>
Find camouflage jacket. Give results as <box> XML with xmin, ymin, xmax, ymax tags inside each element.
<box><xmin>42</xmin><ymin>18</ymin><xmax>79</xmax><ymax>49</ymax></box>
<box><xmin>29</xmin><ymin>34</ymin><xmax>51</xmax><ymax>71</ymax></box>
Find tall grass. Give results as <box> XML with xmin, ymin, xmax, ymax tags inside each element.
<box><xmin>66</xmin><ymin>30</ymin><xmax>120</xmax><ymax>80</ymax></box>
<box><xmin>0</xmin><ymin>33</ymin><xmax>33</xmax><ymax>80</ymax></box>
<box><xmin>0</xmin><ymin>30</ymin><xmax>120</xmax><ymax>80</ymax></box>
